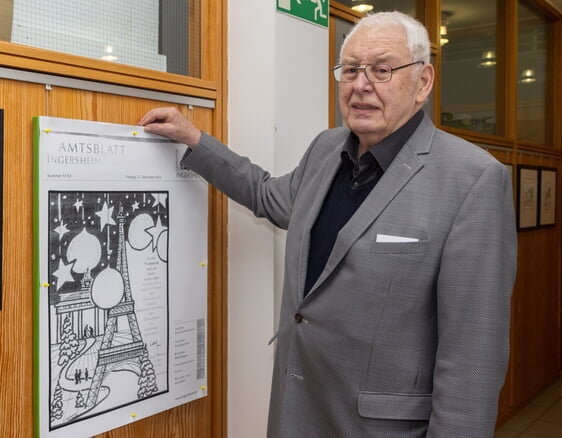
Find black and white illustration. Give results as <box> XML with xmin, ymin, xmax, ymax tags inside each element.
<box><xmin>48</xmin><ymin>191</ymin><xmax>168</xmax><ymax>429</ymax></box>
<box><xmin>35</xmin><ymin>116</ymin><xmax>208</xmax><ymax>438</ymax></box>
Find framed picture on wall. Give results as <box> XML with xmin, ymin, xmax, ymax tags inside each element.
<box><xmin>517</xmin><ymin>165</ymin><xmax>539</xmax><ymax>231</ymax></box>
<box><xmin>539</xmin><ymin>167</ymin><xmax>556</xmax><ymax>227</ymax></box>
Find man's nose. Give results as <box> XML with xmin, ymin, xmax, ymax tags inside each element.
<box><xmin>353</xmin><ymin>68</ymin><xmax>374</xmax><ymax>90</ymax></box>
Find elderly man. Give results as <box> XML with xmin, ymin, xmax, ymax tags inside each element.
<box><xmin>140</xmin><ymin>11</ymin><xmax>517</xmax><ymax>437</ymax></box>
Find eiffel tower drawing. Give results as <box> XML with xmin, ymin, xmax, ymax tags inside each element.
<box><xmin>86</xmin><ymin>204</ymin><xmax>146</xmax><ymax>408</ymax></box>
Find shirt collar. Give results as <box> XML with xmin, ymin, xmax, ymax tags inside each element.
<box><xmin>341</xmin><ymin>109</ymin><xmax>424</xmax><ymax>171</ymax></box>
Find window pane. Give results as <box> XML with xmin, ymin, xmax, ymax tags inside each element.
<box><xmin>517</xmin><ymin>1</ymin><xmax>548</xmax><ymax>145</ymax></box>
<box><xmin>1</xmin><ymin>0</ymin><xmax>201</xmax><ymax>78</ymax></box>
<box><xmin>440</xmin><ymin>0</ymin><xmax>497</xmax><ymax>135</ymax></box>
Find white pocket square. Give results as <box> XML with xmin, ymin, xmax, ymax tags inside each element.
<box><xmin>376</xmin><ymin>234</ymin><xmax>419</xmax><ymax>243</ymax></box>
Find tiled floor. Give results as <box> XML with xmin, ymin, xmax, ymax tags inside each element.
<box><xmin>495</xmin><ymin>379</ymin><xmax>562</xmax><ymax>438</ymax></box>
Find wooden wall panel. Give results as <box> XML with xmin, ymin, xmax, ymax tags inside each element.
<box><xmin>0</xmin><ymin>79</ymin><xmax>225</xmax><ymax>437</ymax></box>
<box><xmin>510</xmin><ymin>153</ymin><xmax>561</xmax><ymax>408</ymax></box>
<box><xmin>0</xmin><ymin>78</ymin><xmax>44</xmax><ymax>438</ymax></box>
<box><xmin>490</xmin><ymin>148</ymin><xmax>562</xmax><ymax>425</ymax></box>
<box><xmin>487</xmin><ymin>149</ymin><xmax>517</xmax><ymax>424</ymax></box>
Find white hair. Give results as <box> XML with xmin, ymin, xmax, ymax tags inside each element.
<box><xmin>339</xmin><ymin>11</ymin><xmax>431</xmax><ymax>65</ymax></box>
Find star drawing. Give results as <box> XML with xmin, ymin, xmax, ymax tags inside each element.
<box><xmin>145</xmin><ymin>216</ymin><xmax>167</xmax><ymax>251</ymax></box>
<box><xmin>54</xmin><ymin>221</ymin><xmax>70</xmax><ymax>240</ymax></box>
<box><xmin>95</xmin><ymin>201</ymin><xmax>116</xmax><ymax>231</ymax></box>
<box><xmin>52</xmin><ymin>258</ymin><xmax>75</xmax><ymax>291</ymax></box>
<box><xmin>151</xmin><ymin>193</ymin><xmax>168</xmax><ymax>208</ymax></box>
<box><xmin>73</xmin><ymin>198</ymin><xmax>84</xmax><ymax>211</ymax></box>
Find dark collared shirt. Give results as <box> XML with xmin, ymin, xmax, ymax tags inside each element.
<box><xmin>304</xmin><ymin>110</ymin><xmax>424</xmax><ymax>296</ymax></box>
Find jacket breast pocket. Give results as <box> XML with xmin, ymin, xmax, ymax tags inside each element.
<box><xmin>371</xmin><ymin>240</ymin><xmax>429</xmax><ymax>255</ymax></box>
<box><xmin>358</xmin><ymin>392</ymin><xmax>432</xmax><ymax>421</ymax></box>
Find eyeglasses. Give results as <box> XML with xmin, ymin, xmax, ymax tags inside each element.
<box><xmin>331</xmin><ymin>61</ymin><xmax>424</xmax><ymax>83</ymax></box>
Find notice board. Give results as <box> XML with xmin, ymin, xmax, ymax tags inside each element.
<box><xmin>33</xmin><ymin>116</ymin><xmax>208</xmax><ymax>438</ymax></box>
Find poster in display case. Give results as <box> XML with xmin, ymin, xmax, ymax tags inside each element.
<box><xmin>34</xmin><ymin>117</ymin><xmax>208</xmax><ymax>438</ymax></box>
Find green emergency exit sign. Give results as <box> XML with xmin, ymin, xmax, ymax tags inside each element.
<box><xmin>277</xmin><ymin>0</ymin><xmax>328</xmax><ymax>28</ymax></box>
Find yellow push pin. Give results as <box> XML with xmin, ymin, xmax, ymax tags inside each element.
<box><xmin>44</xmin><ymin>129</ymin><xmax>52</xmax><ymax>133</ymax></box>
<box><xmin>200</xmin><ymin>262</ymin><xmax>207</xmax><ymax>267</ymax></box>
<box><xmin>131</xmin><ymin>413</ymin><xmax>137</xmax><ymax>418</ymax></box>
<box><xmin>132</xmin><ymin>131</ymin><xmax>139</xmax><ymax>136</ymax></box>
<box><xmin>200</xmin><ymin>386</ymin><xmax>207</xmax><ymax>390</ymax></box>
<box><xmin>43</xmin><ymin>283</ymin><xmax>50</xmax><ymax>287</ymax></box>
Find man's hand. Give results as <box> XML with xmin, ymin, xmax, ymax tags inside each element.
<box><xmin>138</xmin><ymin>107</ymin><xmax>202</xmax><ymax>147</ymax></box>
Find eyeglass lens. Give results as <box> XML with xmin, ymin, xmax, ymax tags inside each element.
<box><xmin>335</xmin><ymin>64</ymin><xmax>392</xmax><ymax>83</ymax></box>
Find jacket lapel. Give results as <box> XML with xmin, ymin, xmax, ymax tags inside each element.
<box><xmin>296</xmin><ymin>141</ymin><xmax>344</xmax><ymax>298</ymax></box>
<box><xmin>303</xmin><ymin>116</ymin><xmax>434</xmax><ymax>299</ymax></box>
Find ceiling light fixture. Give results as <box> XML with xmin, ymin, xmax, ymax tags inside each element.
<box><xmin>480</xmin><ymin>50</ymin><xmax>496</xmax><ymax>67</ymax></box>
<box><xmin>351</xmin><ymin>0</ymin><xmax>374</xmax><ymax>13</ymax></box>
<box><xmin>520</xmin><ymin>69</ymin><xmax>536</xmax><ymax>83</ymax></box>
<box><xmin>440</xmin><ymin>10</ymin><xmax>453</xmax><ymax>47</ymax></box>
<box><xmin>101</xmin><ymin>45</ymin><xmax>117</xmax><ymax>62</ymax></box>
<box><xmin>440</xmin><ymin>25</ymin><xmax>449</xmax><ymax>46</ymax></box>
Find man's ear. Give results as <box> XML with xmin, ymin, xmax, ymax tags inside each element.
<box><xmin>415</xmin><ymin>63</ymin><xmax>435</xmax><ymax>105</ymax></box>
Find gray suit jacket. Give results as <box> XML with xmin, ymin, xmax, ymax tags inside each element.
<box><xmin>183</xmin><ymin>114</ymin><xmax>517</xmax><ymax>437</ymax></box>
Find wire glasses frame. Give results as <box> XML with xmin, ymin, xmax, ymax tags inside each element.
<box><xmin>332</xmin><ymin>61</ymin><xmax>425</xmax><ymax>83</ymax></box>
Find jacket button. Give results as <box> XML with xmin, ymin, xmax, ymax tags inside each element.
<box><xmin>294</xmin><ymin>313</ymin><xmax>304</xmax><ymax>323</ymax></box>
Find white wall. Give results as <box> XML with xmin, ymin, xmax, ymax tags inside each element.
<box><xmin>228</xmin><ymin>2</ymin><xmax>328</xmax><ymax>437</ymax></box>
